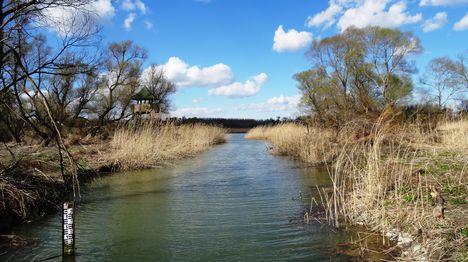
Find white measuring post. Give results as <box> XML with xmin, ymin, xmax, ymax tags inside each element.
<box><xmin>62</xmin><ymin>201</ymin><xmax>75</xmax><ymax>256</ymax></box>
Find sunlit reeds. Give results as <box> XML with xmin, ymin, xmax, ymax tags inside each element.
<box><xmin>109</xmin><ymin>121</ymin><xmax>227</xmax><ymax>169</ymax></box>
<box><xmin>245</xmin><ymin>123</ymin><xmax>337</xmax><ymax>164</ymax></box>
<box><xmin>246</xmin><ymin>117</ymin><xmax>468</xmax><ymax>260</ymax></box>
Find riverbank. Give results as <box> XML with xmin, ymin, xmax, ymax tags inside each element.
<box><xmin>246</xmin><ymin>117</ymin><xmax>468</xmax><ymax>261</ymax></box>
<box><xmin>0</xmin><ymin>123</ymin><xmax>227</xmax><ymax>233</ymax></box>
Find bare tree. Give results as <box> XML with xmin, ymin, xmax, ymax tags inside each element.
<box><xmin>91</xmin><ymin>40</ymin><xmax>147</xmax><ymax>134</ymax></box>
<box><xmin>142</xmin><ymin>64</ymin><xmax>177</xmax><ymax>113</ymax></box>
<box><xmin>1</xmin><ymin>0</ymin><xmax>102</xmax><ymax>193</ymax></box>
<box><xmin>421</xmin><ymin>57</ymin><xmax>460</xmax><ymax>108</ymax></box>
<box><xmin>1</xmin><ymin>0</ymin><xmax>98</xmax><ymax>94</ymax></box>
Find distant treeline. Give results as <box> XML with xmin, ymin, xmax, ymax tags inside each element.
<box><xmin>171</xmin><ymin>118</ymin><xmax>286</xmax><ymax>129</ymax></box>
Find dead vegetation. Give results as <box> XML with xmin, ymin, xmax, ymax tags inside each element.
<box><xmin>245</xmin><ymin>123</ymin><xmax>337</xmax><ymax>164</ymax></box>
<box><xmin>0</xmin><ymin>123</ymin><xmax>227</xmax><ymax>232</ymax></box>
<box><xmin>109</xmin><ymin>121</ymin><xmax>228</xmax><ymax>169</ymax></box>
<box><xmin>246</xmin><ymin>116</ymin><xmax>468</xmax><ymax>261</ymax></box>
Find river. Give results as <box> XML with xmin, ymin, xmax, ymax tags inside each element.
<box><xmin>1</xmin><ymin>134</ymin><xmax>352</xmax><ymax>261</ymax></box>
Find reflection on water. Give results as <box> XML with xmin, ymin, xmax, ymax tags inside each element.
<box><xmin>1</xmin><ymin>134</ymin><xmax>350</xmax><ymax>261</ymax></box>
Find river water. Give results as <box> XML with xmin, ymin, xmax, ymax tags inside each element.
<box><xmin>1</xmin><ymin>134</ymin><xmax>351</xmax><ymax>261</ymax></box>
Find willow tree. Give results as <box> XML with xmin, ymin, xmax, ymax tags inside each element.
<box><xmin>296</xmin><ymin>26</ymin><xmax>421</xmax><ymax>125</ymax></box>
<box><xmin>91</xmin><ymin>40</ymin><xmax>147</xmax><ymax>134</ymax></box>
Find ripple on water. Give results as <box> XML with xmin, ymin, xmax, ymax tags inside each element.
<box><xmin>0</xmin><ymin>134</ymin><xmax>351</xmax><ymax>261</ymax></box>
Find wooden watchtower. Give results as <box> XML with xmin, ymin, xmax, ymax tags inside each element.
<box><xmin>131</xmin><ymin>87</ymin><xmax>160</xmax><ymax>118</ymax></box>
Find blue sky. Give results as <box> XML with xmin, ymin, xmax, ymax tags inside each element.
<box><xmin>63</xmin><ymin>0</ymin><xmax>468</xmax><ymax>119</ymax></box>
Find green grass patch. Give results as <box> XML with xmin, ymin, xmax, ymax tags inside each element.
<box><xmin>460</xmin><ymin>227</ymin><xmax>468</xmax><ymax>238</ymax></box>
<box><xmin>443</xmin><ymin>185</ymin><xmax>468</xmax><ymax>205</ymax></box>
<box><xmin>426</xmin><ymin>160</ymin><xmax>466</xmax><ymax>176</ymax></box>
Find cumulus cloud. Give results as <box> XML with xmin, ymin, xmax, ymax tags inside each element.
<box><xmin>92</xmin><ymin>0</ymin><xmax>116</xmax><ymax>19</ymax></box>
<box><xmin>40</xmin><ymin>0</ymin><xmax>115</xmax><ymax>36</ymax></box>
<box><xmin>156</xmin><ymin>57</ymin><xmax>235</xmax><ymax>88</ymax></box>
<box><xmin>122</xmin><ymin>0</ymin><xmax>147</xmax><ymax>14</ymax></box>
<box><xmin>273</xmin><ymin>25</ymin><xmax>313</xmax><ymax>53</ymax></box>
<box><xmin>420</xmin><ymin>0</ymin><xmax>468</xmax><ymax>6</ymax></box>
<box><xmin>237</xmin><ymin>95</ymin><xmax>301</xmax><ymax>112</ymax></box>
<box><xmin>454</xmin><ymin>13</ymin><xmax>468</xmax><ymax>31</ymax></box>
<box><xmin>307</xmin><ymin>0</ymin><xmax>422</xmax><ymax>32</ymax></box>
<box><xmin>124</xmin><ymin>13</ymin><xmax>136</xmax><ymax>31</ymax></box>
<box><xmin>422</xmin><ymin>12</ymin><xmax>448</xmax><ymax>32</ymax></box>
<box><xmin>337</xmin><ymin>1</ymin><xmax>422</xmax><ymax>31</ymax></box>
<box><xmin>171</xmin><ymin>107</ymin><xmax>223</xmax><ymax>117</ymax></box>
<box><xmin>208</xmin><ymin>73</ymin><xmax>268</xmax><ymax>98</ymax></box>
<box><xmin>306</xmin><ymin>2</ymin><xmax>342</xmax><ymax>29</ymax></box>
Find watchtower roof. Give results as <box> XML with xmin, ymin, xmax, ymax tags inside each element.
<box><xmin>132</xmin><ymin>87</ymin><xmax>155</xmax><ymax>100</ymax></box>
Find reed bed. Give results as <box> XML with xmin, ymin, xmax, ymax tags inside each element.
<box><xmin>109</xmin><ymin>122</ymin><xmax>227</xmax><ymax>169</ymax></box>
<box><xmin>245</xmin><ymin>123</ymin><xmax>337</xmax><ymax>164</ymax></box>
<box><xmin>247</xmin><ymin>117</ymin><xmax>468</xmax><ymax>261</ymax></box>
<box><xmin>437</xmin><ymin>119</ymin><xmax>468</xmax><ymax>152</ymax></box>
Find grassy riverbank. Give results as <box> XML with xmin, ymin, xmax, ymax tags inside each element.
<box><xmin>0</xmin><ymin>123</ymin><xmax>227</xmax><ymax>232</ymax></box>
<box><xmin>246</xmin><ymin>117</ymin><xmax>467</xmax><ymax>261</ymax></box>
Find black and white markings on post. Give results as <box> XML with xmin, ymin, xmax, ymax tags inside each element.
<box><xmin>62</xmin><ymin>201</ymin><xmax>75</xmax><ymax>256</ymax></box>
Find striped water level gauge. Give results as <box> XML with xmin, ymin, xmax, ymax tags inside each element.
<box><xmin>62</xmin><ymin>201</ymin><xmax>75</xmax><ymax>256</ymax></box>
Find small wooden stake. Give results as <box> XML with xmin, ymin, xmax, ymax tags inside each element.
<box><xmin>62</xmin><ymin>201</ymin><xmax>75</xmax><ymax>256</ymax></box>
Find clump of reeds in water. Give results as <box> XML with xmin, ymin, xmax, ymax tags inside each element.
<box><xmin>109</xmin><ymin>121</ymin><xmax>227</xmax><ymax>169</ymax></box>
<box><xmin>245</xmin><ymin>123</ymin><xmax>337</xmax><ymax>164</ymax></box>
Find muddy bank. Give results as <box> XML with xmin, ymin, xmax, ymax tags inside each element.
<box><xmin>0</xmin><ymin>157</ymin><xmax>116</xmax><ymax>233</ymax></box>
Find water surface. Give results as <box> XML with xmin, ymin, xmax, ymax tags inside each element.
<box><xmin>1</xmin><ymin>134</ymin><xmax>350</xmax><ymax>261</ymax></box>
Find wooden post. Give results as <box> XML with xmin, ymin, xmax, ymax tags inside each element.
<box><xmin>62</xmin><ymin>201</ymin><xmax>75</xmax><ymax>256</ymax></box>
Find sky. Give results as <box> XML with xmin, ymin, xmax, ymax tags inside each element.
<box><xmin>49</xmin><ymin>0</ymin><xmax>468</xmax><ymax>119</ymax></box>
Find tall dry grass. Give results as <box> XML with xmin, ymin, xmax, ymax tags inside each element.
<box><xmin>245</xmin><ymin>123</ymin><xmax>337</xmax><ymax>164</ymax></box>
<box><xmin>247</xmin><ymin>117</ymin><xmax>467</xmax><ymax>260</ymax></box>
<box><xmin>437</xmin><ymin>119</ymin><xmax>468</xmax><ymax>151</ymax></box>
<box><xmin>109</xmin><ymin>122</ymin><xmax>227</xmax><ymax>169</ymax></box>
<box><xmin>321</xmin><ymin>117</ymin><xmax>468</xmax><ymax>260</ymax></box>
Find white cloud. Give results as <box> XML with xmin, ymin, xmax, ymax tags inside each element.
<box><xmin>454</xmin><ymin>13</ymin><xmax>468</xmax><ymax>31</ymax></box>
<box><xmin>192</xmin><ymin>98</ymin><xmax>204</xmax><ymax>103</ymax></box>
<box><xmin>40</xmin><ymin>0</ymin><xmax>115</xmax><ymax>36</ymax></box>
<box><xmin>156</xmin><ymin>57</ymin><xmax>235</xmax><ymax>88</ymax></box>
<box><xmin>144</xmin><ymin>20</ymin><xmax>153</xmax><ymax>30</ymax></box>
<box><xmin>124</xmin><ymin>13</ymin><xmax>136</xmax><ymax>31</ymax></box>
<box><xmin>237</xmin><ymin>95</ymin><xmax>301</xmax><ymax>112</ymax></box>
<box><xmin>122</xmin><ymin>0</ymin><xmax>147</xmax><ymax>14</ymax></box>
<box><xmin>337</xmin><ymin>0</ymin><xmax>422</xmax><ymax>31</ymax></box>
<box><xmin>420</xmin><ymin>0</ymin><xmax>468</xmax><ymax>6</ymax></box>
<box><xmin>307</xmin><ymin>0</ymin><xmax>422</xmax><ymax>32</ymax></box>
<box><xmin>306</xmin><ymin>2</ymin><xmax>342</xmax><ymax>29</ymax></box>
<box><xmin>422</xmin><ymin>12</ymin><xmax>448</xmax><ymax>32</ymax></box>
<box><xmin>171</xmin><ymin>107</ymin><xmax>223</xmax><ymax>118</ymax></box>
<box><xmin>92</xmin><ymin>0</ymin><xmax>116</xmax><ymax>19</ymax></box>
<box><xmin>273</xmin><ymin>25</ymin><xmax>313</xmax><ymax>53</ymax></box>
<box><xmin>208</xmin><ymin>73</ymin><xmax>268</xmax><ymax>98</ymax></box>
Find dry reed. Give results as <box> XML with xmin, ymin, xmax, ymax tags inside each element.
<box><xmin>437</xmin><ymin>119</ymin><xmax>468</xmax><ymax>152</ymax></box>
<box><xmin>322</xmin><ymin>117</ymin><xmax>467</xmax><ymax>261</ymax></box>
<box><xmin>245</xmin><ymin>123</ymin><xmax>337</xmax><ymax>164</ymax></box>
<box><xmin>109</xmin><ymin>122</ymin><xmax>227</xmax><ymax>169</ymax></box>
<box><xmin>247</xmin><ymin>117</ymin><xmax>468</xmax><ymax>261</ymax></box>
